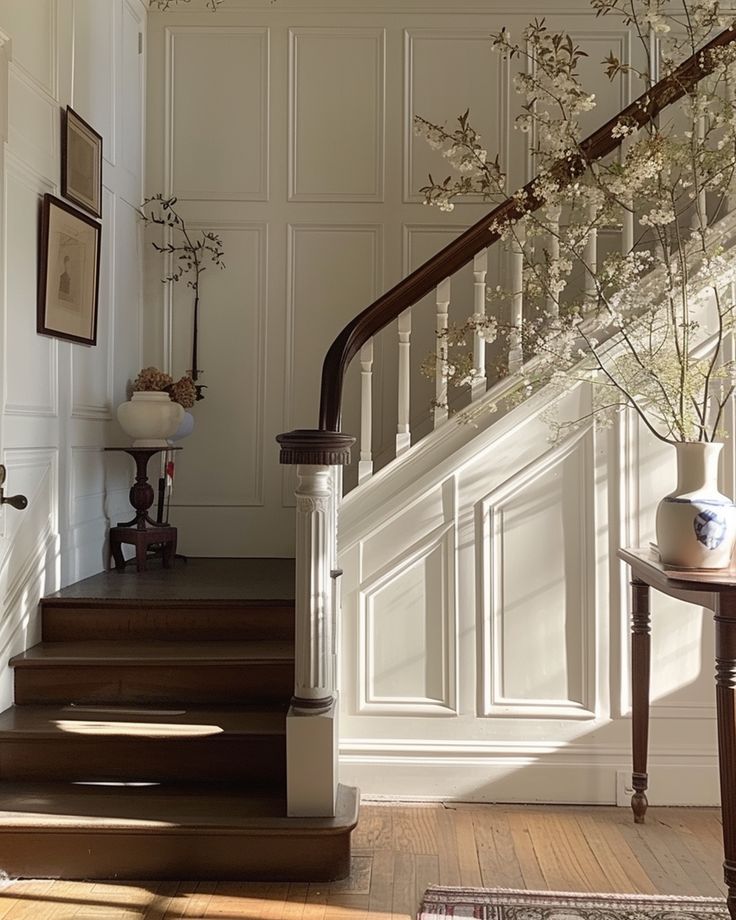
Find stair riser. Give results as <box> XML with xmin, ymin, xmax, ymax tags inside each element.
<box><xmin>13</xmin><ymin>664</ymin><xmax>294</xmax><ymax>706</ymax></box>
<box><xmin>0</xmin><ymin>737</ymin><xmax>286</xmax><ymax>784</ymax></box>
<box><xmin>0</xmin><ymin>830</ymin><xmax>351</xmax><ymax>881</ymax></box>
<box><xmin>42</xmin><ymin>605</ymin><xmax>295</xmax><ymax>642</ymax></box>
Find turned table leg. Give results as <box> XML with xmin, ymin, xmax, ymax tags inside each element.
<box><xmin>715</xmin><ymin>596</ymin><xmax>736</xmax><ymax>920</ymax></box>
<box><xmin>631</xmin><ymin>578</ymin><xmax>651</xmax><ymax>824</ymax></box>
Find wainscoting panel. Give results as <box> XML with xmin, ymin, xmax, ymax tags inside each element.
<box><xmin>3</xmin><ymin>156</ymin><xmax>57</xmax><ymax>418</ymax></box>
<box><xmin>479</xmin><ymin>429</ymin><xmax>596</xmax><ymax>719</ymax></box>
<box><xmin>170</xmin><ymin>222</ymin><xmax>266</xmax><ymax>509</ymax></box>
<box><xmin>72</xmin><ymin>0</ymin><xmax>116</xmax><ymax>165</ymax></box>
<box><xmin>72</xmin><ymin>186</ymin><xmax>115</xmax><ymax>420</ymax></box>
<box><xmin>404</xmin><ymin>29</ymin><xmax>509</xmax><ymax>201</ymax></box>
<box><xmin>360</xmin><ymin>523</ymin><xmax>456</xmax><ymax>715</ymax></box>
<box><xmin>166</xmin><ymin>26</ymin><xmax>269</xmax><ymax>201</ymax></box>
<box><xmin>288</xmin><ymin>27</ymin><xmax>385</xmax><ymax>202</ymax></box>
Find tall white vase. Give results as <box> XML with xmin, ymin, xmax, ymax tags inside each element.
<box><xmin>117</xmin><ymin>391</ymin><xmax>184</xmax><ymax>447</ymax></box>
<box><xmin>655</xmin><ymin>442</ymin><xmax>736</xmax><ymax>569</ymax></box>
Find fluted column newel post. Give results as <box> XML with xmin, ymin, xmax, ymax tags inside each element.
<box><xmin>277</xmin><ymin>429</ymin><xmax>354</xmax><ymax>818</ymax></box>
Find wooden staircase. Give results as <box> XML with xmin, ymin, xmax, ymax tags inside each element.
<box><xmin>0</xmin><ymin>562</ymin><xmax>358</xmax><ymax>880</ymax></box>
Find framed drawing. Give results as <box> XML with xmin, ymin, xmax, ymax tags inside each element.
<box><xmin>62</xmin><ymin>106</ymin><xmax>102</xmax><ymax>218</ymax></box>
<box><xmin>38</xmin><ymin>194</ymin><xmax>101</xmax><ymax>346</ymax></box>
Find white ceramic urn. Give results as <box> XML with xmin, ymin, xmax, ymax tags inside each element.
<box><xmin>117</xmin><ymin>391</ymin><xmax>184</xmax><ymax>447</ymax></box>
<box><xmin>655</xmin><ymin>442</ymin><xmax>736</xmax><ymax>569</ymax></box>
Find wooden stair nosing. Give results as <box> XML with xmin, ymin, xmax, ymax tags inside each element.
<box><xmin>0</xmin><ymin>782</ymin><xmax>358</xmax><ymax>880</ymax></box>
<box><xmin>10</xmin><ymin>640</ymin><xmax>295</xmax><ymax>667</ymax></box>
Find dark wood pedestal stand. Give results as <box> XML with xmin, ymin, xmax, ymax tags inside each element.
<box><xmin>105</xmin><ymin>447</ymin><xmax>180</xmax><ymax>573</ymax></box>
<box><xmin>619</xmin><ymin>548</ymin><xmax>736</xmax><ymax>920</ymax></box>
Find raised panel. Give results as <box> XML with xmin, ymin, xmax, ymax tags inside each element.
<box><xmin>71</xmin><ymin>447</ymin><xmax>106</xmax><ymax>527</ymax></box>
<box><xmin>289</xmin><ymin>28</ymin><xmax>385</xmax><ymax>202</ymax></box>
<box><xmin>285</xmin><ymin>224</ymin><xmax>383</xmax><ymax>498</ymax></box>
<box><xmin>167</xmin><ymin>27</ymin><xmax>269</xmax><ymax>201</ymax></box>
<box><xmin>72</xmin><ymin>187</ymin><xmax>114</xmax><ymax>420</ymax></box>
<box><xmin>360</xmin><ymin>525</ymin><xmax>456</xmax><ymax>714</ymax></box>
<box><xmin>170</xmin><ymin>223</ymin><xmax>266</xmax><ymax>508</ymax></box>
<box><xmin>112</xmin><ymin>198</ymin><xmax>141</xmax><ymax>407</ymax></box>
<box><xmin>0</xmin><ymin>0</ymin><xmax>56</xmax><ymax>95</ymax></box>
<box><xmin>120</xmin><ymin>0</ymin><xmax>143</xmax><ymax>191</ymax></box>
<box><xmin>3</xmin><ymin>156</ymin><xmax>57</xmax><ymax>417</ymax></box>
<box><xmin>7</xmin><ymin>65</ymin><xmax>56</xmax><ymax>181</ymax></box>
<box><xmin>405</xmin><ymin>29</ymin><xmax>508</xmax><ymax>201</ymax></box>
<box><xmin>481</xmin><ymin>430</ymin><xmax>596</xmax><ymax>718</ymax></box>
<box><xmin>72</xmin><ymin>0</ymin><xmax>115</xmax><ymax>164</ymax></box>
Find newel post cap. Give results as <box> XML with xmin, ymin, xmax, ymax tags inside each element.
<box><xmin>277</xmin><ymin>429</ymin><xmax>355</xmax><ymax>466</ymax></box>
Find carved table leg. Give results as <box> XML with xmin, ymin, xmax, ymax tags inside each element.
<box><xmin>631</xmin><ymin>578</ymin><xmax>651</xmax><ymax>824</ymax></box>
<box><xmin>715</xmin><ymin>595</ymin><xmax>736</xmax><ymax>920</ymax></box>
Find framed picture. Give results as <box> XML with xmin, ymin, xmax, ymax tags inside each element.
<box><xmin>38</xmin><ymin>194</ymin><xmax>101</xmax><ymax>346</ymax></box>
<box><xmin>61</xmin><ymin>106</ymin><xmax>102</xmax><ymax>219</ymax></box>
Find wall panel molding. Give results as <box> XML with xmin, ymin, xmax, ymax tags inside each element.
<box><xmin>288</xmin><ymin>27</ymin><xmax>385</xmax><ymax>202</ymax></box>
<box><xmin>169</xmin><ymin>220</ymin><xmax>268</xmax><ymax>509</ymax></box>
<box><xmin>479</xmin><ymin>428</ymin><xmax>597</xmax><ymax>720</ymax></box>
<box><xmin>164</xmin><ymin>25</ymin><xmax>269</xmax><ymax>201</ymax></box>
<box><xmin>358</xmin><ymin>522</ymin><xmax>457</xmax><ymax>715</ymax></box>
<box><xmin>404</xmin><ymin>28</ymin><xmax>510</xmax><ymax>202</ymax></box>
<box><xmin>3</xmin><ymin>152</ymin><xmax>58</xmax><ymax>418</ymax></box>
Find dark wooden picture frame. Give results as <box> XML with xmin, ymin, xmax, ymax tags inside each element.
<box><xmin>61</xmin><ymin>105</ymin><xmax>102</xmax><ymax>219</ymax></box>
<box><xmin>38</xmin><ymin>194</ymin><xmax>101</xmax><ymax>346</ymax></box>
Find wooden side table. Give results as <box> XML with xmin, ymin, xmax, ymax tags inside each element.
<box><xmin>105</xmin><ymin>447</ymin><xmax>180</xmax><ymax>573</ymax></box>
<box><xmin>619</xmin><ymin>547</ymin><xmax>736</xmax><ymax>919</ymax></box>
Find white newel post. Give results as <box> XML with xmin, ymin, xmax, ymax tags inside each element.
<box><xmin>276</xmin><ymin>429</ymin><xmax>355</xmax><ymax>818</ymax></box>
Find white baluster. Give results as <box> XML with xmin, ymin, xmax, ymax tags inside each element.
<box><xmin>622</xmin><ymin>195</ymin><xmax>635</xmax><ymax>256</ymax></box>
<box><xmin>396</xmin><ymin>310</ymin><xmax>411</xmax><ymax>456</ymax></box>
<box><xmin>471</xmin><ymin>249</ymin><xmax>488</xmax><ymax>401</ymax></box>
<box><xmin>546</xmin><ymin>206</ymin><xmax>561</xmax><ymax>318</ymax></box>
<box><xmin>508</xmin><ymin>227</ymin><xmax>525</xmax><ymax>373</ymax></box>
<box><xmin>358</xmin><ymin>341</ymin><xmax>373</xmax><ymax>483</ymax></box>
<box><xmin>434</xmin><ymin>278</ymin><xmax>451</xmax><ymax>428</ymax></box>
<box><xmin>584</xmin><ymin>203</ymin><xmax>598</xmax><ymax>307</ymax></box>
<box><xmin>692</xmin><ymin>112</ymin><xmax>707</xmax><ymax>231</ymax></box>
<box><xmin>619</xmin><ymin>139</ymin><xmax>635</xmax><ymax>256</ymax></box>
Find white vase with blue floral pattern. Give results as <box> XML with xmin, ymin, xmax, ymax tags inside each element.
<box><xmin>656</xmin><ymin>442</ymin><xmax>736</xmax><ymax>569</ymax></box>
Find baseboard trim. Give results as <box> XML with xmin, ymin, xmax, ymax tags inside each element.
<box><xmin>339</xmin><ymin>753</ymin><xmax>720</xmax><ymax>806</ymax></box>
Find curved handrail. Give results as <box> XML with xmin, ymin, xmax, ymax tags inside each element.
<box><xmin>317</xmin><ymin>25</ymin><xmax>736</xmax><ymax>433</ymax></box>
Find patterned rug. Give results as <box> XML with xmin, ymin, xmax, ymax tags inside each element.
<box><xmin>417</xmin><ymin>886</ymin><xmax>730</xmax><ymax>918</ymax></box>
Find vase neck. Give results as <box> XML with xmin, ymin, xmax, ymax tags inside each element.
<box><xmin>674</xmin><ymin>442</ymin><xmax>722</xmax><ymax>494</ymax></box>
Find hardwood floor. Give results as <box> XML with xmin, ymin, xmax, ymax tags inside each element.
<box><xmin>0</xmin><ymin>802</ymin><xmax>725</xmax><ymax>918</ymax></box>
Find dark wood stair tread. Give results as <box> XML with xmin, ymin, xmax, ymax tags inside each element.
<box><xmin>0</xmin><ymin>782</ymin><xmax>358</xmax><ymax>833</ymax></box>
<box><xmin>0</xmin><ymin>705</ymin><xmax>286</xmax><ymax>739</ymax></box>
<box><xmin>11</xmin><ymin>640</ymin><xmax>294</xmax><ymax>667</ymax></box>
<box><xmin>43</xmin><ymin>558</ymin><xmax>296</xmax><ymax>604</ymax></box>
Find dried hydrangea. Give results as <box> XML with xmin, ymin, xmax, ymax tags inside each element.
<box><xmin>169</xmin><ymin>375</ymin><xmax>198</xmax><ymax>409</ymax></box>
<box><xmin>132</xmin><ymin>367</ymin><xmax>173</xmax><ymax>393</ymax></box>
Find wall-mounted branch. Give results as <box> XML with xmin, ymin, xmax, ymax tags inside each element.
<box><xmin>139</xmin><ymin>194</ymin><xmax>225</xmax><ymax>401</ymax></box>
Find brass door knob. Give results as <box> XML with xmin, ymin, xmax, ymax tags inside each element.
<box><xmin>0</xmin><ymin>465</ymin><xmax>27</xmax><ymax>510</ymax></box>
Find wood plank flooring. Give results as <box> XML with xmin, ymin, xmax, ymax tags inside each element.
<box><xmin>0</xmin><ymin>802</ymin><xmax>724</xmax><ymax>918</ymax></box>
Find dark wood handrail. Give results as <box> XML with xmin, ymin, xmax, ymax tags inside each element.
<box><xmin>317</xmin><ymin>26</ymin><xmax>736</xmax><ymax>433</ymax></box>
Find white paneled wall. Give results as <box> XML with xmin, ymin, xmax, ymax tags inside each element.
<box><xmin>145</xmin><ymin>0</ymin><xmax>723</xmax><ymax>803</ymax></box>
<box><xmin>0</xmin><ymin>0</ymin><xmax>146</xmax><ymax>711</ymax></box>
<box><xmin>146</xmin><ymin>0</ymin><xmax>637</xmax><ymax>556</ymax></box>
